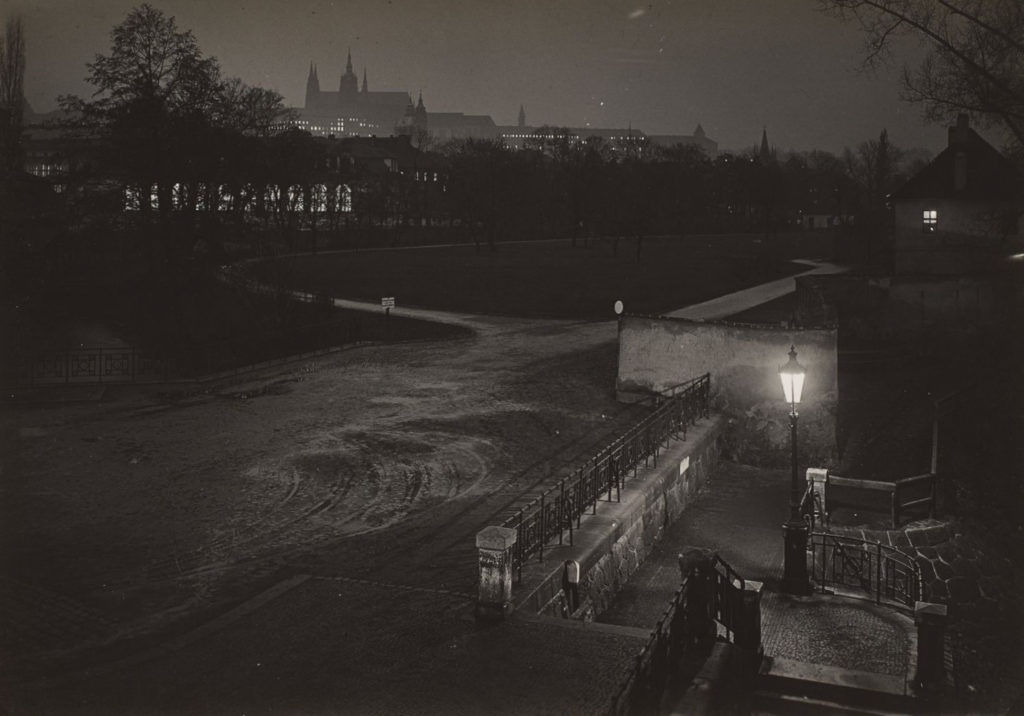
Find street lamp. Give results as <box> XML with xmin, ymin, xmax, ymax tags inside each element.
<box><xmin>779</xmin><ymin>345</ymin><xmax>811</xmax><ymax>595</ymax></box>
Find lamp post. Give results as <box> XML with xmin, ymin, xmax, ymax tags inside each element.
<box><xmin>779</xmin><ymin>345</ymin><xmax>811</xmax><ymax>595</ymax></box>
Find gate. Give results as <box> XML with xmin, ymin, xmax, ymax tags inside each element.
<box><xmin>809</xmin><ymin>532</ymin><xmax>922</xmax><ymax>608</ymax></box>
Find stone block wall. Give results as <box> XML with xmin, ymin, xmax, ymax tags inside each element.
<box><xmin>616</xmin><ymin>316</ymin><xmax>837</xmax><ymax>467</ymax></box>
<box><xmin>581</xmin><ymin>422</ymin><xmax>721</xmax><ymax>617</ymax></box>
<box><xmin>796</xmin><ymin>273</ymin><xmax>1023</xmax><ymax>347</ymax></box>
<box><xmin>516</xmin><ymin>418</ymin><xmax>723</xmax><ymax>619</ymax></box>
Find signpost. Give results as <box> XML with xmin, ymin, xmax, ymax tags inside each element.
<box><xmin>382</xmin><ymin>297</ymin><xmax>395</xmax><ymax>338</ymax></box>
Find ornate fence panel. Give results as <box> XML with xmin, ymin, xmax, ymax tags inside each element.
<box><xmin>609</xmin><ymin>551</ymin><xmax>750</xmax><ymax>716</ymax></box>
<box><xmin>609</xmin><ymin>574</ymin><xmax>692</xmax><ymax>716</ymax></box>
<box><xmin>809</xmin><ymin>532</ymin><xmax>922</xmax><ymax>608</ymax></box>
<box><xmin>710</xmin><ymin>555</ymin><xmax>745</xmax><ymax>642</ymax></box>
<box><xmin>504</xmin><ymin>374</ymin><xmax>711</xmax><ymax>581</ymax></box>
<box><xmin>28</xmin><ymin>348</ymin><xmax>175</xmax><ymax>385</ymax></box>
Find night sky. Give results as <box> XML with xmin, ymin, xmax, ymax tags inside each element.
<box><xmin>7</xmin><ymin>0</ymin><xmax>950</xmax><ymax>154</ymax></box>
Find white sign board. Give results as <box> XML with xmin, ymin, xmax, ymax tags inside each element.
<box><xmin>381</xmin><ymin>297</ymin><xmax>396</xmax><ymax>309</ymax></box>
<box><xmin>679</xmin><ymin>456</ymin><xmax>690</xmax><ymax>476</ymax></box>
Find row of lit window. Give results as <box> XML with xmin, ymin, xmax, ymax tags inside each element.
<box><xmin>124</xmin><ymin>183</ymin><xmax>353</xmax><ymax>213</ymax></box>
<box><xmin>30</xmin><ymin>163</ymin><xmax>65</xmax><ymax>177</ymax></box>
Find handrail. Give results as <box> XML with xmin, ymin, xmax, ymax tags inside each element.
<box><xmin>825</xmin><ymin>472</ymin><xmax>937</xmax><ymax>528</ymax></box>
<box><xmin>609</xmin><ymin>551</ymin><xmax>751</xmax><ymax>716</ymax></box>
<box><xmin>504</xmin><ymin>373</ymin><xmax>711</xmax><ymax>580</ymax></box>
<box><xmin>809</xmin><ymin>531</ymin><xmax>923</xmax><ymax>609</ymax></box>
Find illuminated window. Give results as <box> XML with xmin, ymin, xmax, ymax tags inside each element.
<box><xmin>288</xmin><ymin>185</ymin><xmax>304</xmax><ymax>212</ymax></box>
<box><xmin>922</xmin><ymin>209</ymin><xmax>938</xmax><ymax>232</ymax></box>
<box><xmin>124</xmin><ymin>186</ymin><xmax>141</xmax><ymax>211</ymax></box>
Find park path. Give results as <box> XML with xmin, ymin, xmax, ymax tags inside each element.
<box><xmin>665</xmin><ymin>259</ymin><xmax>847</xmax><ymax>320</ymax></box>
<box><xmin>2</xmin><ymin>250</ymin><xmax>843</xmax><ymax>714</ymax></box>
<box><xmin>314</xmin><ymin>258</ymin><xmax>847</xmax><ymax>328</ymax></box>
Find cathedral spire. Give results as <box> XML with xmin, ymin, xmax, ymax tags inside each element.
<box><xmin>518</xmin><ymin>104</ymin><xmax>526</xmax><ymax>128</ymax></box>
<box><xmin>362</xmin><ymin>67</ymin><xmax>368</xmax><ymax>93</ymax></box>
<box><xmin>305</xmin><ymin>61</ymin><xmax>320</xmax><ymax>108</ymax></box>
<box><xmin>759</xmin><ymin>126</ymin><xmax>773</xmax><ymax>162</ymax></box>
<box><xmin>346</xmin><ymin>48</ymin><xmax>353</xmax><ymax>74</ymax></box>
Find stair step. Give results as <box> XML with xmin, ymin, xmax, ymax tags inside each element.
<box><xmin>753</xmin><ymin>690</ymin><xmax>914</xmax><ymax>716</ymax></box>
<box><xmin>757</xmin><ymin>656</ymin><xmax>922</xmax><ymax>714</ymax></box>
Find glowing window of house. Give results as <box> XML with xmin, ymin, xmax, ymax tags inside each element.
<box><xmin>922</xmin><ymin>209</ymin><xmax>938</xmax><ymax>232</ymax></box>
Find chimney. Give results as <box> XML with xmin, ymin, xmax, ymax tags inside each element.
<box><xmin>948</xmin><ymin>113</ymin><xmax>971</xmax><ymax>146</ymax></box>
<box><xmin>954</xmin><ymin>152</ymin><xmax>967</xmax><ymax>191</ymax></box>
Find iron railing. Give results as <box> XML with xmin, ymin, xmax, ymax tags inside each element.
<box><xmin>504</xmin><ymin>374</ymin><xmax>711</xmax><ymax>580</ymax></box>
<box><xmin>609</xmin><ymin>575</ymin><xmax>692</xmax><ymax>716</ymax></box>
<box><xmin>609</xmin><ymin>552</ymin><xmax>748</xmax><ymax>716</ymax></box>
<box><xmin>26</xmin><ymin>347</ymin><xmax>176</xmax><ymax>385</ymax></box>
<box><xmin>826</xmin><ymin>473</ymin><xmax>937</xmax><ymax>528</ymax></box>
<box><xmin>809</xmin><ymin>532</ymin><xmax>922</xmax><ymax>608</ymax></box>
<box><xmin>710</xmin><ymin>554</ymin><xmax>745</xmax><ymax>642</ymax></box>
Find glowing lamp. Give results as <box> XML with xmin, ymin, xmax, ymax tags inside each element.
<box><xmin>779</xmin><ymin>345</ymin><xmax>805</xmax><ymax>406</ymax></box>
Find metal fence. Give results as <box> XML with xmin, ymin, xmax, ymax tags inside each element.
<box><xmin>824</xmin><ymin>473</ymin><xmax>937</xmax><ymax>529</ymax></box>
<box><xmin>609</xmin><ymin>575</ymin><xmax>693</xmax><ymax>716</ymax></box>
<box><xmin>809</xmin><ymin>532</ymin><xmax>922</xmax><ymax>608</ymax></box>
<box><xmin>503</xmin><ymin>374</ymin><xmax>710</xmax><ymax>581</ymax></box>
<box><xmin>609</xmin><ymin>552</ymin><xmax>749</xmax><ymax>716</ymax></box>
<box><xmin>26</xmin><ymin>347</ymin><xmax>176</xmax><ymax>385</ymax></box>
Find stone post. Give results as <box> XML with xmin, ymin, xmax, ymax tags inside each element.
<box><xmin>807</xmin><ymin>467</ymin><xmax>828</xmax><ymax>525</ymax></box>
<box><xmin>735</xmin><ymin>580</ymin><xmax>763</xmax><ymax>663</ymax></box>
<box><xmin>678</xmin><ymin>547</ymin><xmax>716</xmax><ymax>650</ymax></box>
<box><xmin>475</xmin><ymin>526</ymin><xmax>517</xmax><ymax>621</ymax></box>
<box><xmin>912</xmin><ymin>601</ymin><xmax>948</xmax><ymax>698</ymax></box>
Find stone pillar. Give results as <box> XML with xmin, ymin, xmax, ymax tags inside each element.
<box><xmin>735</xmin><ymin>580</ymin><xmax>763</xmax><ymax>660</ymax></box>
<box><xmin>475</xmin><ymin>526</ymin><xmax>517</xmax><ymax>621</ymax></box>
<box><xmin>912</xmin><ymin>601</ymin><xmax>948</xmax><ymax>698</ymax></box>
<box><xmin>678</xmin><ymin>548</ymin><xmax>716</xmax><ymax>649</ymax></box>
<box><xmin>806</xmin><ymin>467</ymin><xmax>828</xmax><ymax>524</ymax></box>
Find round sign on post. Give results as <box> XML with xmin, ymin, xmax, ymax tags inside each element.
<box><xmin>614</xmin><ymin>300</ymin><xmax>624</xmax><ymax>315</ymax></box>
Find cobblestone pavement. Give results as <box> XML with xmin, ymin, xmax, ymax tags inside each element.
<box><xmin>760</xmin><ymin>591</ymin><xmax>912</xmax><ymax>676</ymax></box>
<box><xmin>599</xmin><ymin>461</ymin><xmax>916</xmax><ymax>681</ymax></box>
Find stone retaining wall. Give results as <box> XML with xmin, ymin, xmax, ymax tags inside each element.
<box><xmin>825</xmin><ymin>519</ymin><xmax>1011</xmax><ymax>624</ymax></box>
<box><xmin>514</xmin><ymin>417</ymin><xmax>724</xmax><ymax>618</ymax></box>
<box><xmin>616</xmin><ymin>315</ymin><xmax>837</xmax><ymax>467</ymax></box>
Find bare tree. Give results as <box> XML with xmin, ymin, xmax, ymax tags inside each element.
<box><xmin>822</xmin><ymin>0</ymin><xmax>1024</xmax><ymax>147</ymax></box>
<box><xmin>0</xmin><ymin>15</ymin><xmax>26</xmax><ymax>171</ymax></box>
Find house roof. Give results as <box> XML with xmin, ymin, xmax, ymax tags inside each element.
<box><xmin>891</xmin><ymin>117</ymin><xmax>1024</xmax><ymax>202</ymax></box>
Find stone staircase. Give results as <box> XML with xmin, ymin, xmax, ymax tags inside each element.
<box><xmin>753</xmin><ymin>655</ymin><xmax>923</xmax><ymax>716</ymax></box>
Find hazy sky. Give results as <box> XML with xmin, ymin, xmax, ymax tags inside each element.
<box><xmin>6</xmin><ymin>0</ymin><xmax>952</xmax><ymax>154</ymax></box>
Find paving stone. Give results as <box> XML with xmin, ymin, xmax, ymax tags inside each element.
<box><xmin>947</xmin><ymin>576</ymin><xmax>980</xmax><ymax>603</ymax></box>
<box><xmin>934</xmin><ymin>560</ymin><xmax>955</xmax><ymax>581</ymax></box>
<box><xmin>907</xmin><ymin>529</ymin><xmax>932</xmax><ymax>547</ymax></box>
<box><xmin>890</xmin><ymin>531</ymin><xmax>912</xmax><ymax>549</ymax></box>
<box><xmin>951</xmin><ymin>557</ymin><xmax>981</xmax><ymax>581</ymax></box>
<box><xmin>929</xmin><ymin>579</ymin><xmax>949</xmax><ymax>602</ymax></box>
<box><xmin>917</xmin><ymin>558</ymin><xmax>936</xmax><ymax>585</ymax></box>
<box><xmin>935</xmin><ymin>542</ymin><xmax>957</xmax><ymax>563</ymax></box>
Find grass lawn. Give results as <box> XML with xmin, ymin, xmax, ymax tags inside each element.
<box><xmin>252</xmin><ymin>234</ymin><xmax>830</xmax><ymax>319</ymax></box>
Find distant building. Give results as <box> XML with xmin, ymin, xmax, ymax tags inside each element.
<box><xmin>295</xmin><ymin>52</ymin><xmax>412</xmax><ymax>137</ymax></box>
<box><xmin>296</xmin><ymin>54</ymin><xmax>500</xmax><ymax>142</ymax></box>
<box><xmin>497</xmin><ymin>120</ymin><xmax>717</xmax><ymax>157</ymax></box>
<box><xmin>889</xmin><ymin>114</ymin><xmax>1024</xmax><ymax>274</ymax></box>
<box><xmin>647</xmin><ymin>124</ymin><xmax>718</xmax><ymax>157</ymax></box>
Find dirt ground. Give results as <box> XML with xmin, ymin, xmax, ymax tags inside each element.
<box><xmin>0</xmin><ymin>312</ymin><xmax>652</xmax><ymax>681</ymax></box>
